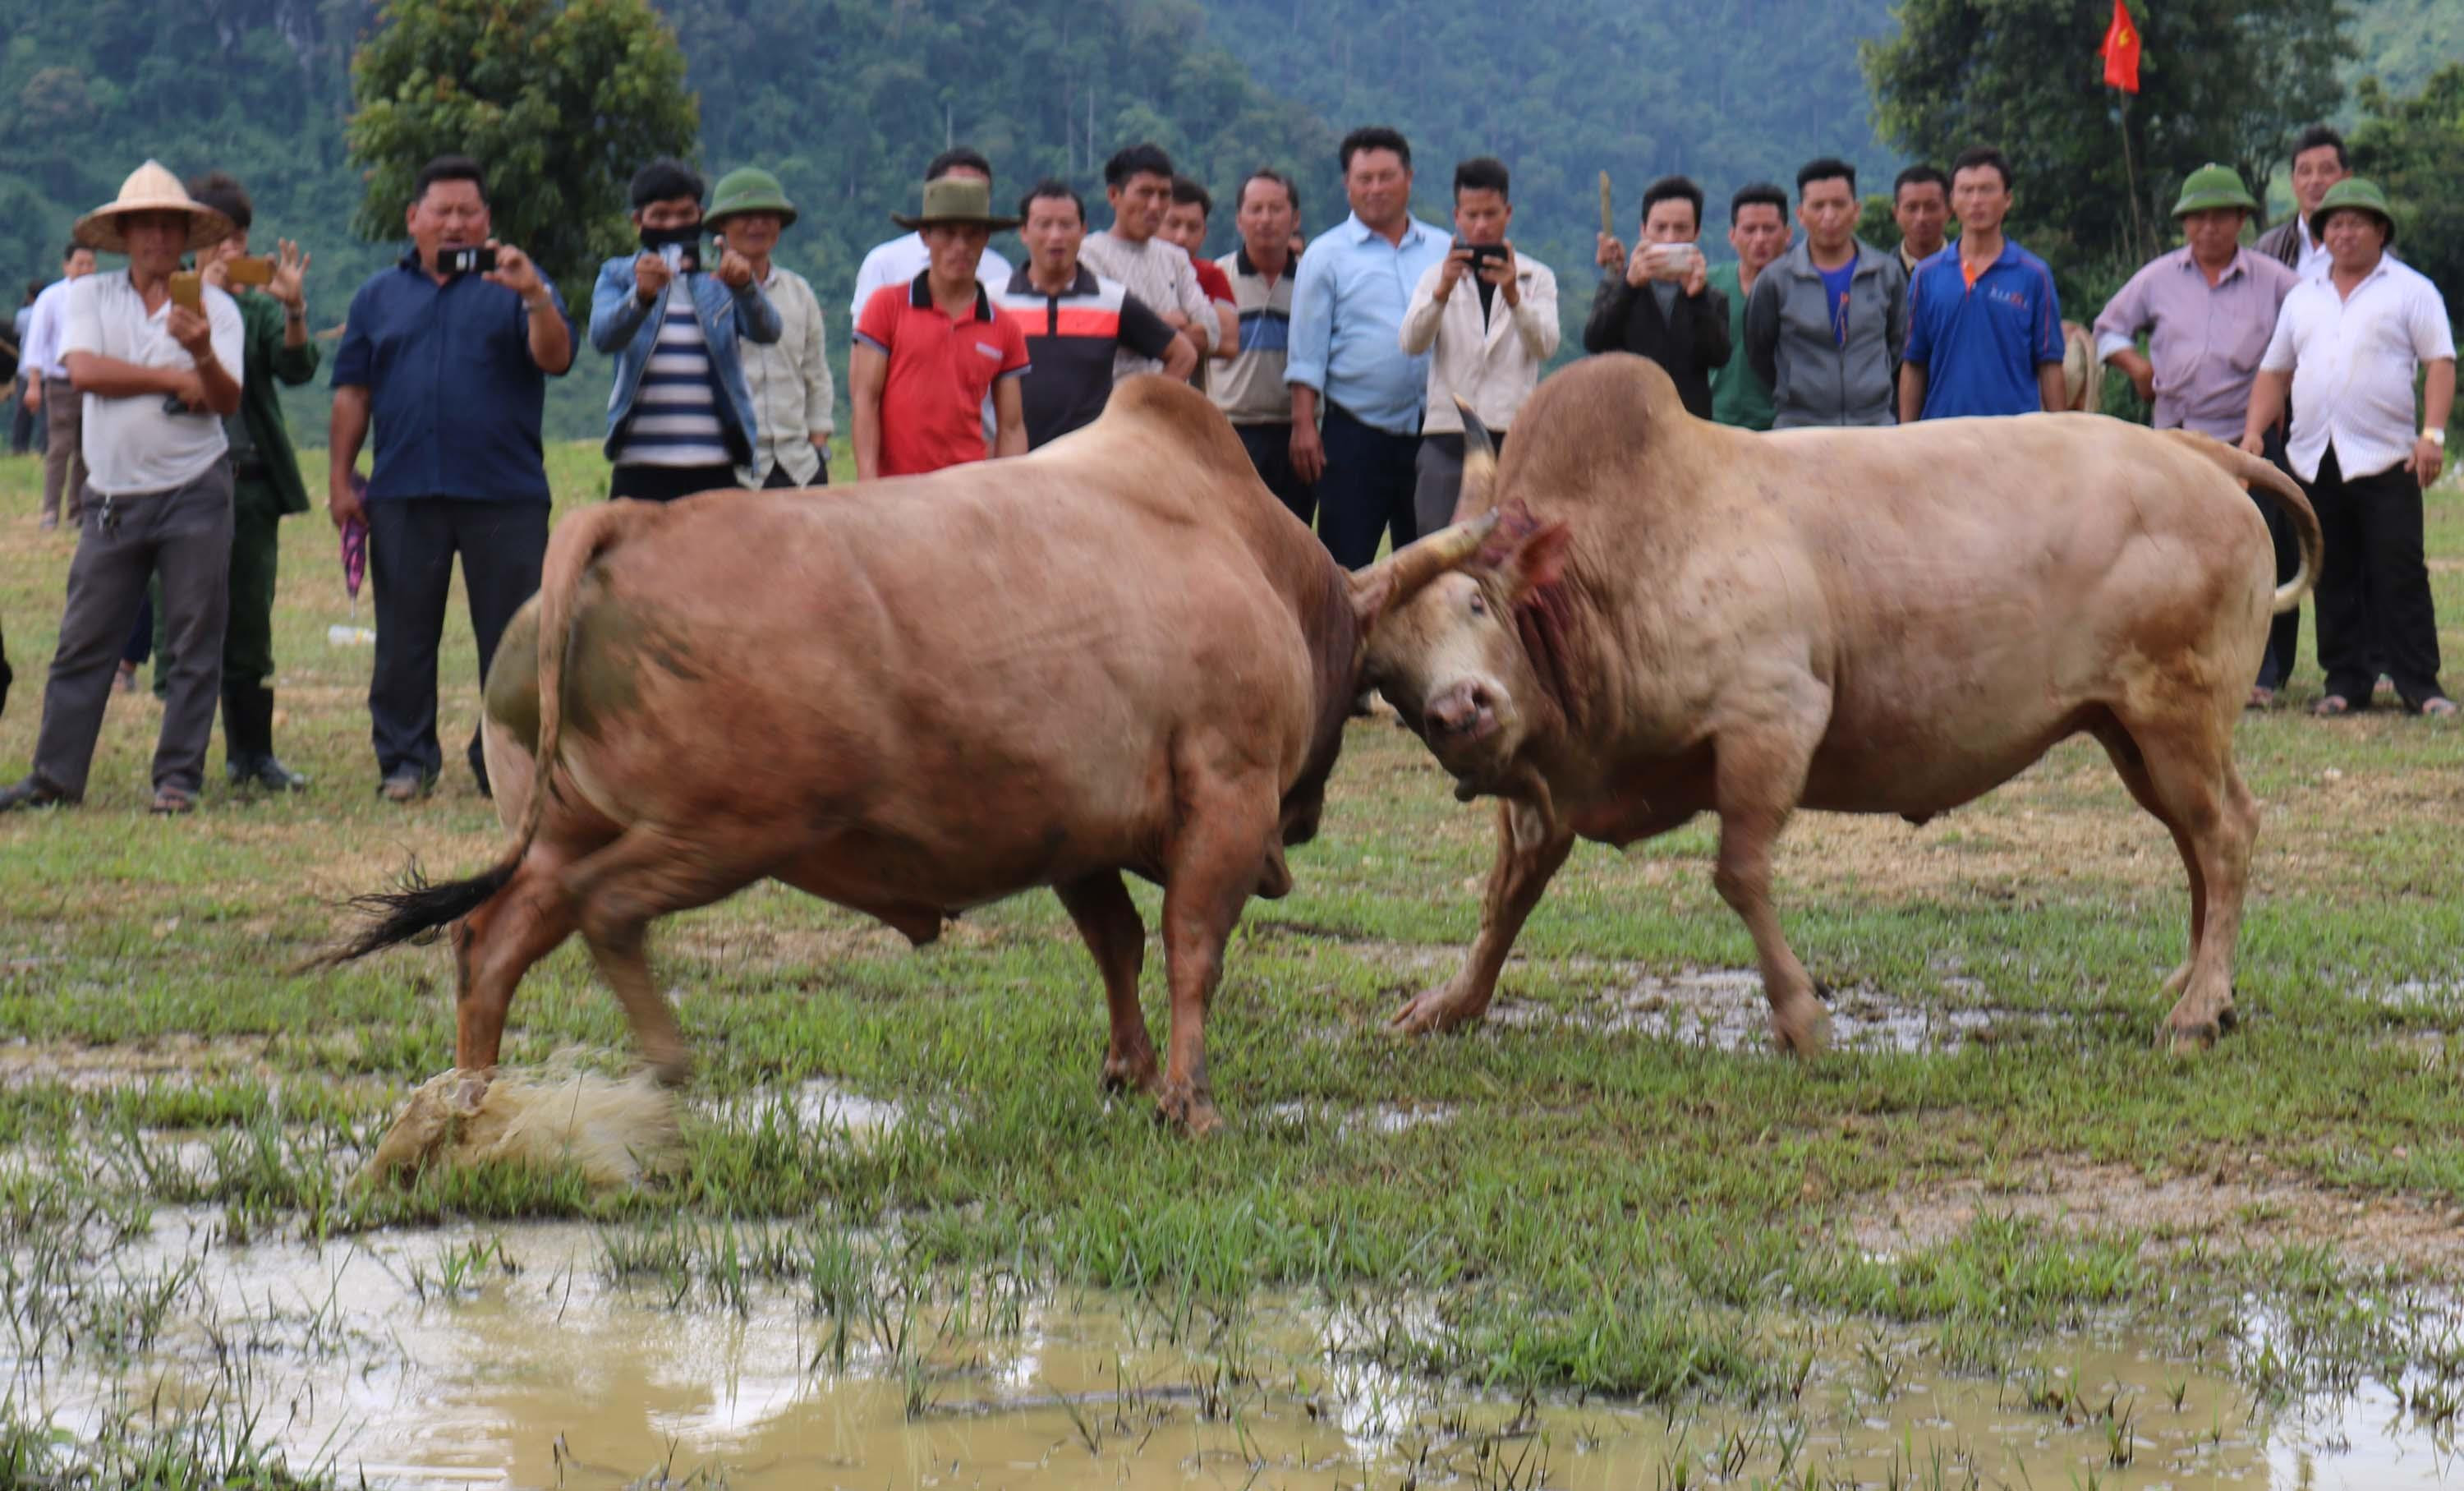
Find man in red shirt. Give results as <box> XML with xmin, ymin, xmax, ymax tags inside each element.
<box><xmin>851</xmin><ymin>178</ymin><xmax>1029</xmax><ymax>479</ymax></box>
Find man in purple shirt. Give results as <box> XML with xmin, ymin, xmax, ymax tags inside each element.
<box><xmin>2094</xmin><ymin>163</ymin><xmax>2300</xmax><ymax>706</ymax></box>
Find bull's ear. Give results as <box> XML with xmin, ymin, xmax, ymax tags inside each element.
<box><xmin>1453</xmin><ymin>398</ymin><xmax>1500</xmax><ymax>519</ymax></box>
<box><xmin>1347</xmin><ymin>512</ymin><xmax>1498</xmax><ymax>625</ymax></box>
<box><xmin>1497</xmin><ymin>520</ymin><xmax>1572</xmax><ymax>600</ymax></box>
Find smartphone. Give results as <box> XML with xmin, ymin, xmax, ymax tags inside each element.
<box><xmin>641</xmin><ymin>224</ymin><xmax>704</xmax><ymax>276</ymax></box>
<box><xmin>168</xmin><ymin>270</ymin><xmax>203</xmax><ymax>311</ymax></box>
<box><xmin>223</xmin><ymin>255</ymin><xmax>274</xmax><ymax>288</ymax></box>
<box><xmin>438</xmin><ymin>246</ymin><xmax>499</xmax><ymax>275</ymax></box>
<box><xmin>1455</xmin><ymin>240</ymin><xmax>1509</xmax><ymax>272</ymax></box>
<box><xmin>660</xmin><ymin>241</ymin><xmax>703</xmax><ymax>276</ymax></box>
<box><xmin>1643</xmin><ymin>243</ymin><xmax>1700</xmax><ymax>282</ymax></box>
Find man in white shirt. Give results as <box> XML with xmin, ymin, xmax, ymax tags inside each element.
<box><xmin>848</xmin><ymin>147</ymin><xmax>1014</xmax><ymax>450</ymax></box>
<box><xmin>20</xmin><ymin>242</ymin><xmax>99</xmax><ymax>527</ymax></box>
<box><xmin>1</xmin><ymin>163</ymin><xmax>245</xmax><ymax>815</ymax></box>
<box><xmin>1399</xmin><ymin>156</ymin><xmax>1557</xmax><ymax>534</ymax></box>
<box><xmin>848</xmin><ymin>148</ymin><xmax>1015</xmax><ymax>320</ymax></box>
<box><xmin>2242</xmin><ymin>178</ymin><xmax>2456</xmax><ymax>719</ymax></box>
<box><xmin>1078</xmin><ymin>142</ymin><xmax>1216</xmax><ymax>380</ymax></box>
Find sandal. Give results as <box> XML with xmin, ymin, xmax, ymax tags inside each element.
<box><xmin>2420</xmin><ymin>697</ymin><xmax>2459</xmax><ymax>719</ymax></box>
<box><xmin>149</xmin><ymin>786</ymin><xmax>195</xmax><ymax>815</ymax></box>
<box><xmin>2310</xmin><ymin>695</ymin><xmax>2354</xmax><ymax>718</ymax></box>
<box><xmin>2246</xmin><ymin>686</ymin><xmax>2275</xmax><ymax>711</ymax></box>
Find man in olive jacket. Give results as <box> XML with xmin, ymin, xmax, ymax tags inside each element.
<box><xmin>1745</xmin><ymin>159</ymin><xmax>1909</xmax><ymax>428</ymax></box>
<box><xmin>178</xmin><ymin>173</ymin><xmax>320</xmax><ymax>789</ymax></box>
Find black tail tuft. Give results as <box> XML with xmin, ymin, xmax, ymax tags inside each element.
<box><xmin>314</xmin><ymin>858</ymin><xmax>517</xmax><ymax>967</ymax></box>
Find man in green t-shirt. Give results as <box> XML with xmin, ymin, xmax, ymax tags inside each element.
<box><xmin>1706</xmin><ymin>182</ymin><xmax>1789</xmax><ymax>431</ymax></box>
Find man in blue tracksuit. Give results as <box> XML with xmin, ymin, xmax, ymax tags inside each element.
<box><xmin>589</xmin><ymin>159</ymin><xmax>780</xmax><ymax>503</ymax></box>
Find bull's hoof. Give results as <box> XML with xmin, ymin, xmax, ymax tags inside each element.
<box><xmin>1771</xmin><ymin>999</ymin><xmax>1832</xmax><ymax>1057</ymax></box>
<box><xmin>452</xmin><ymin>1068</ymin><xmax>494</xmax><ymax>1115</ymax></box>
<box><xmin>1156</xmin><ymin>1083</ymin><xmax>1222</xmax><ymax>1137</ymax></box>
<box><xmin>1390</xmin><ymin>987</ymin><xmax>1486</xmax><ymax>1036</ymax></box>
<box><xmin>2164</xmin><ymin>1019</ymin><xmax>2221</xmax><ymax>1056</ymax></box>
<box><xmin>1100</xmin><ymin>1047</ymin><xmax>1161</xmax><ymax>1097</ymax></box>
<box><xmin>644</xmin><ymin>1051</ymin><xmax>694</xmax><ymax>1089</ymax></box>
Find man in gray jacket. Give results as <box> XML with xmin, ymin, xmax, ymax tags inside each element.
<box><xmin>1745</xmin><ymin>158</ymin><xmax>1907</xmax><ymax>427</ymax></box>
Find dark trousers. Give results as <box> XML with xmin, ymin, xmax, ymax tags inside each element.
<box><xmin>1234</xmin><ymin>422</ymin><xmax>1315</xmax><ymax>527</ymax></box>
<box><xmin>609</xmin><ymin>462</ymin><xmax>738</xmax><ymax>504</ymax></box>
<box><xmin>761</xmin><ymin>462</ymin><xmax>830</xmax><ymax>490</ymax></box>
<box><xmin>30</xmin><ymin>464</ymin><xmax>233</xmax><ymax>798</ymax></box>
<box><xmin>10</xmin><ymin>376</ymin><xmax>39</xmax><ymax>455</ymax></box>
<box><xmin>367</xmin><ymin>498</ymin><xmax>549</xmax><ymax>785</ymax></box>
<box><xmin>2306</xmin><ymin>446</ymin><xmax>2445</xmax><ymax>709</ymax></box>
<box><xmin>2254</xmin><ymin>430</ymin><xmax>2301</xmax><ymax>691</ymax></box>
<box><xmin>1316</xmin><ymin>403</ymin><xmax>1421</xmax><ymax>568</ymax></box>
<box><xmin>149</xmin><ymin>482</ymin><xmax>288</xmax><ymax>764</ymax></box>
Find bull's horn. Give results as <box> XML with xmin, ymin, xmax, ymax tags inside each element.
<box><xmin>1454</xmin><ymin>398</ymin><xmax>1500</xmax><ymax>519</ymax></box>
<box><xmin>1348</xmin><ymin>511</ymin><xmax>1498</xmax><ymax>622</ymax></box>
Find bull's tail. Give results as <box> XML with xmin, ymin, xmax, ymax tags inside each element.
<box><xmin>2164</xmin><ymin>430</ymin><xmax>2323</xmax><ymax>615</ymax></box>
<box><xmin>319</xmin><ymin>501</ymin><xmax>651</xmax><ymax>968</ymax></box>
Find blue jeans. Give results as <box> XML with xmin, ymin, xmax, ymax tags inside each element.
<box><xmin>1315</xmin><ymin>403</ymin><xmax>1420</xmax><ymax>569</ymax></box>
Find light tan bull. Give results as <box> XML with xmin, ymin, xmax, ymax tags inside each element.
<box><xmin>328</xmin><ymin>377</ymin><xmax>1491</xmax><ymax>1134</ymax></box>
<box><xmin>1363</xmin><ymin>354</ymin><xmax>2320</xmax><ymax>1054</ymax></box>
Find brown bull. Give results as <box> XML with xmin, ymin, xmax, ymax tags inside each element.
<box><xmin>1363</xmin><ymin>355</ymin><xmax>2321</xmax><ymax>1054</ymax></box>
<box><xmin>329</xmin><ymin>377</ymin><xmax>1490</xmax><ymax>1133</ymax></box>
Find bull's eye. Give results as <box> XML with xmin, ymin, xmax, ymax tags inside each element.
<box><xmin>1468</xmin><ymin>593</ymin><xmax>1487</xmax><ymax>617</ymax></box>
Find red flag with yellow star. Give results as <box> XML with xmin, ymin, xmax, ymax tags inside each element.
<box><xmin>2101</xmin><ymin>0</ymin><xmax>2141</xmax><ymax>92</ymax></box>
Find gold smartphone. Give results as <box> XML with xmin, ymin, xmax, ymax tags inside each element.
<box><xmin>168</xmin><ymin>271</ymin><xmax>203</xmax><ymax>311</ymax></box>
<box><xmin>223</xmin><ymin>255</ymin><xmax>274</xmax><ymax>288</ymax></box>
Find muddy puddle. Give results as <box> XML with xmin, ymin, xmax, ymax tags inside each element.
<box><xmin>1486</xmin><ymin>967</ymin><xmax>2037</xmax><ymax>1053</ymax></box>
<box><xmin>9</xmin><ymin>1212</ymin><xmax>2459</xmax><ymax>1489</ymax></box>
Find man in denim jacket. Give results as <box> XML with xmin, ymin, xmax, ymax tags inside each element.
<box><xmin>588</xmin><ymin>159</ymin><xmax>780</xmax><ymax>503</ymax></box>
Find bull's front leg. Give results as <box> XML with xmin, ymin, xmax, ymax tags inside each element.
<box><xmin>1709</xmin><ymin>723</ymin><xmax>1829</xmax><ymax>1057</ymax></box>
<box><xmin>1393</xmin><ymin>796</ymin><xmax>1574</xmax><ymax>1035</ymax></box>
<box><xmin>1055</xmin><ymin>872</ymin><xmax>1158</xmax><ymax>1096</ymax></box>
<box><xmin>1154</xmin><ymin>776</ymin><xmax>1280</xmax><ymax>1135</ymax></box>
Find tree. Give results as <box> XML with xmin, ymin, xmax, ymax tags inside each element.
<box><xmin>2351</xmin><ymin>62</ymin><xmax>2464</xmax><ymax>324</ymax></box>
<box><xmin>345</xmin><ymin>0</ymin><xmax>700</xmax><ymax>302</ymax></box>
<box><xmin>1862</xmin><ymin>0</ymin><xmax>2352</xmax><ymax>282</ymax></box>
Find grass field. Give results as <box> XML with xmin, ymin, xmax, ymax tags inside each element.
<box><xmin>1</xmin><ymin>439</ymin><xmax>2461</xmax><ymax>1486</ymax></box>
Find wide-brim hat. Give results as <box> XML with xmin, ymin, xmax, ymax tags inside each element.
<box><xmin>73</xmin><ymin>160</ymin><xmax>235</xmax><ymax>255</ymax></box>
<box><xmin>706</xmin><ymin>166</ymin><xmax>798</xmax><ymax>230</ymax></box>
<box><xmin>2171</xmin><ymin>163</ymin><xmax>2258</xmax><ymax>217</ymax></box>
<box><xmin>890</xmin><ymin>176</ymin><xmax>1019</xmax><ymax>232</ymax></box>
<box><xmin>2309</xmin><ymin>177</ymin><xmax>2397</xmax><ymax>246</ymax></box>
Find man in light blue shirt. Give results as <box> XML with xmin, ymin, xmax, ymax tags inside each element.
<box><xmin>1286</xmin><ymin>126</ymin><xmax>1452</xmax><ymax>568</ymax></box>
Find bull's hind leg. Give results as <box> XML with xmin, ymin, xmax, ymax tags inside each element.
<box><xmin>1711</xmin><ymin>723</ymin><xmax>1830</xmax><ymax>1056</ymax></box>
<box><xmin>2103</xmin><ymin>713</ymin><xmax>2256</xmax><ymax>1051</ymax></box>
<box><xmin>2093</xmin><ymin>721</ymin><xmax>2207</xmax><ymax>1004</ymax></box>
<box><xmin>450</xmin><ymin>853</ymin><xmax>581</xmax><ymax>1088</ymax></box>
<box><xmin>1056</xmin><ymin>872</ymin><xmax>1158</xmax><ymax>1095</ymax></box>
<box><xmin>564</xmin><ymin>827</ymin><xmax>766</xmax><ymax>1085</ymax></box>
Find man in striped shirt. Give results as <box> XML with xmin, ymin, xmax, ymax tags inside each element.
<box><xmin>995</xmin><ymin>180</ymin><xmax>1193</xmax><ymax>449</ymax></box>
<box><xmin>588</xmin><ymin>159</ymin><xmax>781</xmax><ymax>502</ymax></box>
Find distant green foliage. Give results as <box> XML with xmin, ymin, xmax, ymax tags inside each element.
<box><xmin>2344</xmin><ymin>0</ymin><xmax>2464</xmax><ymax>95</ymax></box>
<box><xmin>2351</xmin><ymin>62</ymin><xmax>2464</xmax><ymax>318</ymax></box>
<box><xmin>345</xmin><ymin>0</ymin><xmax>700</xmax><ymax>308</ymax></box>
<box><xmin>1864</xmin><ymin>0</ymin><xmax>2352</xmax><ymax>278</ymax></box>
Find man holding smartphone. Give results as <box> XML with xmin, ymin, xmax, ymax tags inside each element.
<box><xmin>1584</xmin><ymin>175</ymin><xmax>1730</xmax><ymax>418</ymax></box>
<box><xmin>1400</xmin><ymin>156</ymin><xmax>1556</xmax><ymax>533</ymax></box>
<box><xmin>329</xmin><ymin>154</ymin><xmax>574</xmax><ymax>803</ymax></box>
<box><xmin>589</xmin><ymin>159</ymin><xmax>780</xmax><ymax>503</ymax></box>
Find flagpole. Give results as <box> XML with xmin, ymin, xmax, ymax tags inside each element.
<box><xmin>2117</xmin><ymin>91</ymin><xmax>2150</xmax><ymax>260</ymax></box>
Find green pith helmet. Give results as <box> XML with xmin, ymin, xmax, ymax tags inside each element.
<box><xmin>890</xmin><ymin>176</ymin><xmax>1021</xmax><ymax>232</ymax></box>
<box><xmin>2170</xmin><ymin>163</ymin><xmax>2258</xmax><ymax>217</ymax></box>
<box><xmin>706</xmin><ymin>167</ymin><xmax>798</xmax><ymax>231</ymax></box>
<box><xmin>2309</xmin><ymin>177</ymin><xmax>2397</xmax><ymax>246</ymax></box>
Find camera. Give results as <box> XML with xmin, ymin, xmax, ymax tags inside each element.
<box><xmin>438</xmin><ymin>246</ymin><xmax>499</xmax><ymax>276</ymax></box>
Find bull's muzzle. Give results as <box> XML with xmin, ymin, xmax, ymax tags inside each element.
<box><xmin>1425</xmin><ymin>679</ymin><xmax>1501</xmax><ymax>748</ymax></box>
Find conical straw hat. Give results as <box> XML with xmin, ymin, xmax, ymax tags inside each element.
<box><xmin>73</xmin><ymin>160</ymin><xmax>236</xmax><ymax>255</ymax></box>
